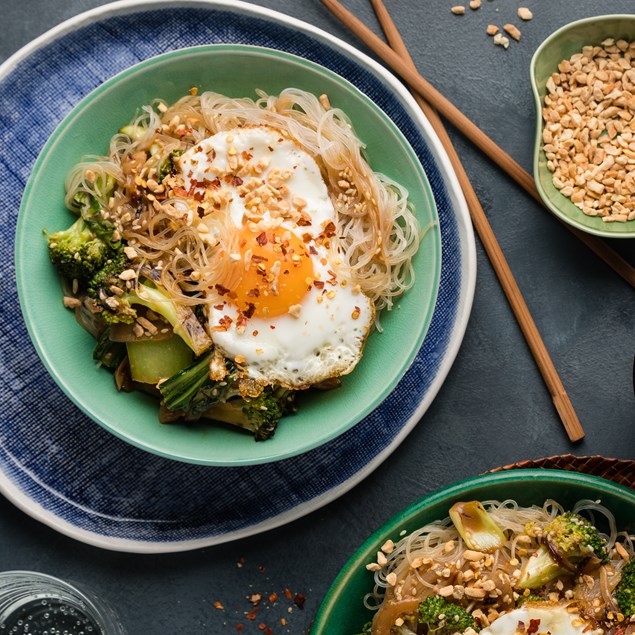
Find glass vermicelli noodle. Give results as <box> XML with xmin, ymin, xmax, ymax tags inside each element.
<box><xmin>64</xmin><ymin>89</ymin><xmax>420</xmax><ymax>318</ymax></box>
<box><xmin>51</xmin><ymin>87</ymin><xmax>423</xmax><ymax>439</ymax></box>
<box><xmin>360</xmin><ymin>499</ymin><xmax>635</xmax><ymax>635</ymax></box>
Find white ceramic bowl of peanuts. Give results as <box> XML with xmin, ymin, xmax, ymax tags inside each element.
<box><xmin>531</xmin><ymin>15</ymin><xmax>635</xmax><ymax>238</ymax></box>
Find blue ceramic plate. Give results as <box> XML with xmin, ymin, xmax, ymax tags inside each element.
<box><xmin>15</xmin><ymin>43</ymin><xmax>441</xmax><ymax>466</ymax></box>
<box><xmin>0</xmin><ymin>0</ymin><xmax>475</xmax><ymax>552</ymax></box>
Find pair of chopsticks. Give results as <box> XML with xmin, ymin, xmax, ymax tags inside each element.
<box><xmin>323</xmin><ymin>0</ymin><xmax>635</xmax><ymax>291</ymax></box>
<box><xmin>322</xmin><ymin>0</ymin><xmax>591</xmax><ymax>441</ymax></box>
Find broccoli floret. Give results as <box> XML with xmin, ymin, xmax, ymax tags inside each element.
<box><xmin>88</xmin><ymin>264</ymin><xmax>211</xmax><ymax>355</ymax></box>
<box><xmin>517</xmin><ymin>512</ymin><xmax>608</xmax><ymax>589</ymax></box>
<box><xmin>87</xmin><ymin>250</ymin><xmax>129</xmax><ymax>298</ymax></box>
<box><xmin>616</xmin><ymin>557</ymin><xmax>635</xmax><ymax>617</ymax></box>
<box><xmin>449</xmin><ymin>501</ymin><xmax>506</xmax><ymax>553</ymax></box>
<box><xmin>546</xmin><ymin>512</ymin><xmax>608</xmax><ymax>562</ymax></box>
<box><xmin>354</xmin><ymin>621</ymin><xmax>373</xmax><ymax>635</ymax></box>
<box><xmin>47</xmin><ymin>216</ymin><xmax>111</xmax><ymax>284</ymax></box>
<box><xmin>70</xmin><ymin>174</ymin><xmax>120</xmax><ymax>245</ymax></box>
<box><xmin>159</xmin><ymin>352</ymin><xmax>296</xmax><ymax>440</ymax></box>
<box><xmin>418</xmin><ymin>596</ymin><xmax>479</xmax><ymax>635</ymax></box>
<box><xmin>204</xmin><ymin>387</ymin><xmax>296</xmax><ymax>441</ymax></box>
<box><xmin>516</xmin><ymin>594</ymin><xmax>543</xmax><ymax>607</ymax></box>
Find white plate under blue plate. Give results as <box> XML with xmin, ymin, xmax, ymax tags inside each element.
<box><xmin>0</xmin><ymin>0</ymin><xmax>475</xmax><ymax>553</ymax></box>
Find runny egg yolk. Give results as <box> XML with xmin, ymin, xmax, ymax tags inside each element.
<box><xmin>228</xmin><ymin>225</ymin><xmax>314</xmax><ymax>319</ymax></box>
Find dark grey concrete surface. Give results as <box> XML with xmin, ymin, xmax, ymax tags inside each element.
<box><xmin>0</xmin><ymin>1</ymin><xmax>633</xmax><ymax>633</ymax></box>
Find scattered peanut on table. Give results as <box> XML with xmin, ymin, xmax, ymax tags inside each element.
<box><xmin>542</xmin><ymin>38</ymin><xmax>635</xmax><ymax>222</ymax></box>
<box><xmin>450</xmin><ymin>2</ymin><xmax>534</xmax><ymax>49</ymax></box>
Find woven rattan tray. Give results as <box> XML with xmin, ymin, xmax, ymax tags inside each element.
<box><xmin>487</xmin><ymin>455</ymin><xmax>635</xmax><ymax>489</ymax></box>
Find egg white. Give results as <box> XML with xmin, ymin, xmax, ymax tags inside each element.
<box><xmin>480</xmin><ymin>603</ymin><xmax>602</xmax><ymax>635</ymax></box>
<box><xmin>179</xmin><ymin>126</ymin><xmax>374</xmax><ymax>388</ymax></box>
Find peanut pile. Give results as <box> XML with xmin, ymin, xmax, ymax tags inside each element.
<box><xmin>542</xmin><ymin>38</ymin><xmax>635</xmax><ymax>223</ymax></box>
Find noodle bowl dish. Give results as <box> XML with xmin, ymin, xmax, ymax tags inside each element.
<box><xmin>311</xmin><ymin>470</ymin><xmax>635</xmax><ymax>635</ymax></box>
<box><xmin>15</xmin><ymin>45</ymin><xmax>442</xmax><ymax>465</ymax></box>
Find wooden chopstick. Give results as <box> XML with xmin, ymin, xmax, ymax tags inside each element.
<box><xmin>338</xmin><ymin>0</ymin><xmax>585</xmax><ymax>441</ymax></box>
<box><xmin>320</xmin><ymin>0</ymin><xmax>635</xmax><ymax>290</ymax></box>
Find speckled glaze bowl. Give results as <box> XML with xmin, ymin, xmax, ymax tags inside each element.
<box><xmin>531</xmin><ymin>15</ymin><xmax>635</xmax><ymax>238</ymax></box>
<box><xmin>311</xmin><ymin>469</ymin><xmax>635</xmax><ymax>634</ymax></box>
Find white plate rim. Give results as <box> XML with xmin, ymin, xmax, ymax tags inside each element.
<box><xmin>0</xmin><ymin>0</ymin><xmax>476</xmax><ymax>553</ymax></box>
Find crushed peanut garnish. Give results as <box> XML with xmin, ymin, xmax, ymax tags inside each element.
<box><xmin>518</xmin><ymin>7</ymin><xmax>533</xmax><ymax>21</ymax></box>
<box><xmin>503</xmin><ymin>24</ymin><xmax>521</xmax><ymax>41</ymax></box>
<box><xmin>543</xmin><ymin>39</ymin><xmax>635</xmax><ymax>222</ymax></box>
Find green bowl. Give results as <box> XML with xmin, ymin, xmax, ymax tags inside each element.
<box><xmin>312</xmin><ymin>469</ymin><xmax>635</xmax><ymax>634</ymax></box>
<box><xmin>15</xmin><ymin>45</ymin><xmax>440</xmax><ymax>466</ymax></box>
<box><xmin>530</xmin><ymin>15</ymin><xmax>635</xmax><ymax>238</ymax></box>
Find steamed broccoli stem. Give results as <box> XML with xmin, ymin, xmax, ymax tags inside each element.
<box><xmin>126</xmin><ymin>282</ymin><xmax>211</xmax><ymax>355</ymax></box>
<box><xmin>126</xmin><ymin>336</ymin><xmax>194</xmax><ymax>384</ymax></box>
<box><xmin>516</xmin><ymin>545</ymin><xmax>571</xmax><ymax>589</ymax></box>
<box><xmin>159</xmin><ymin>352</ymin><xmax>227</xmax><ymax>416</ymax></box>
<box><xmin>89</xmin><ymin>263</ymin><xmax>212</xmax><ymax>355</ymax></box>
<box><xmin>92</xmin><ymin>329</ymin><xmax>126</xmax><ymax>370</ymax></box>
<box><xmin>418</xmin><ymin>596</ymin><xmax>479</xmax><ymax>635</ymax></box>
<box><xmin>616</xmin><ymin>557</ymin><xmax>635</xmax><ymax>617</ymax></box>
<box><xmin>47</xmin><ymin>216</ymin><xmax>111</xmax><ymax>284</ymax></box>
<box><xmin>449</xmin><ymin>501</ymin><xmax>506</xmax><ymax>553</ymax></box>
<box><xmin>517</xmin><ymin>511</ymin><xmax>608</xmax><ymax>589</ymax></box>
<box><xmin>204</xmin><ymin>387</ymin><xmax>296</xmax><ymax>441</ymax></box>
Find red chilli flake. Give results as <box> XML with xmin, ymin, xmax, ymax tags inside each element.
<box><xmin>309</xmin><ymin>246</ymin><xmax>318</xmax><ymax>255</ymax></box>
<box><xmin>212</xmin><ymin>601</ymin><xmax>224</xmax><ymax>610</ymax></box>
<box><xmin>243</xmin><ymin>303</ymin><xmax>256</xmax><ymax>319</ymax></box>
<box><xmin>323</xmin><ymin>221</ymin><xmax>336</xmax><ymax>237</ymax></box>
<box><xmin>527</xmin><ymin>619</ymin><xmax>541</xmax><ymax>635</ymax></box>
<box><xmin>293</xmin><ymin>593</ymin><xmax>306</xmax><ymax>610</ymax></box>
<box><xmin>517</xmin><ymin>622</ymin><xmax>526</xmax><ymax>632</ymax></box>
<box><xmin>313</xmin><ymin>280</ymin><xmax>325</xmax><ymax>289</ymax></box>
<box><xmin>236</xmin><ymin>625</ymin><xmax>244</xmax><ymax>633</ymax></box>
<box><xmin>283</xmin><ymin>588</ymin><xmax>293</xmax><ymax>601</ymax></box>
<box><xmin>215</xmin><ymin>284</ymin><xmax>231</xmax><ymax>296</ymax></box>
<box><xmin>221</xmin><ymin>315</ymin><xmax>233</xmax><ymax>326</ymax></box>
<box><xmin>256</xmin><ymin>232</ymin><xmax>268</xmax><ymax>246</ymax></box>
<box><xmin>232</xmin><ymin>175</ymin><xmax>244</xmax><ymax>187</ymax></box>
<box><xmin>173</xmin><ymin>186</ymin><xmax>189</xmax><ymax>198</ymax></box>
<box><xmin>245</xmin><ymin>609</ymin><xmax>258</xmax><ymax>620</ymax></box>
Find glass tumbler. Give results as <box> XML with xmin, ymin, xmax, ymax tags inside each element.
<box><xmin>0</xmin><ymin>571</ymin><xmax>125</xmax><ymax>634</ymax></box>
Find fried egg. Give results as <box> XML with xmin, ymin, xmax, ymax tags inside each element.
<box><xmin>480</xmin><ymin>603</ymin><xmax>602</xmax><ymax>635</ymax></box>
<box><xmin>179</xmin><ymin>126</ymin><xmax>374</xmax><ymax>389</ymax></box>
